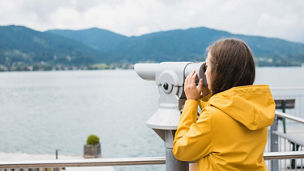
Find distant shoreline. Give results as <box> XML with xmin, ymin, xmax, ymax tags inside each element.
<box><xmin>0</xmin><ymin>64</ymin><xmax>303</xmax><ymax>72</ymax></box>
<box><xmin>0</xmin><ymin>63</ymin><xmax>134</xmax><ymax>72</ymax></box>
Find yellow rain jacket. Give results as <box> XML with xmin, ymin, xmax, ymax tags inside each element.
<box><xmin>173</xmin><ymin>85</ymin><xmax>275</xmax><ymax>171</ymax></box>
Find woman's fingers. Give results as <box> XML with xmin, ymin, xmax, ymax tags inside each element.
<box><xmin>184</xmin><ymin>70</ymin><xmax>203</xmax><ymax>100</ymax></box>
<box><xmin>198</xmin><ymin>79</ymin><xmax>203</xmax><ymax>92</ymax></box>
<box><xmin>185</xmin><ymin>70</ymin><xmax>198</xmax><ymax>88</ymax></box>
<box><xmin>184</xmin><ymin>72</ymin><xmax>191</xmax><ymax>91</ymax></box>
<box><xmin>184</xmin><ymin>75</ymin><xmax>188</xmax><ymax>85</ymax></box>
<box><xmin>185</xmin><ymin>71</ymin><xmax>194</xmax><ymax>85</ymax></box>
<box><xmin>189</xmin><ymin>70</ymin><xmax>196</xmax><ymax>86</ymax></box>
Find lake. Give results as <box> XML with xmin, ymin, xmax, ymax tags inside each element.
<box><xmin>0</xmin><ymin>67</ymin><xmax>303</xmax><ymax>171</ymax></box>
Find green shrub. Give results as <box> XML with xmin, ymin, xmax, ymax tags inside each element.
<box><xmin>86</xmin><ymin>135</ymin><xmax>100</xmax><ymax>145</ymax></box>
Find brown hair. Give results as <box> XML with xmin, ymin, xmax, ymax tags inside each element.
<box><xmin>208</xmin><ymin>38</ymin><xmax>255</xmax><ymax>95</ymax></box>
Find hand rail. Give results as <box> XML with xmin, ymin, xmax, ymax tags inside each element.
<box><xmin>0</xmin><ymin>157</ymin><xmax>166</xmax><ymax>168</ymax></box>
<box><xmin>275</xmin><ymin>111</ymin><xmax>304</xmax><ymax>124</ymax></box>
<box><xmin>0</xmin><ymin>151</ymin><xmax>304</xmax><ymax>168</ymax></box>
<box><xmin>264</xmin><ymin>151</ymin><xmax>304</xmax><ymax>160</ymax></box>
<box><xmin>272</xmin><ymin>87</ymin><xmax>304</xmax><ymax>90</ymax></box>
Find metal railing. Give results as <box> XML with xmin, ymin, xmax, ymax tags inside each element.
<box><xmin>268</xmin><ymin>110</ymin><xmax>304</xmax><ymax>171</ymax></box>
<box><xmin>276</xmin><ymin>112</ymin><xmax>304</xmax><ymax>124</ymax></box>
<box><xmin>0</xmin><ymin>152</ymin><xmax>304</xmax><ymax>169</ymax></box>
<box><xmin>0</xmin><ymin>157</ymin><xmax>166</xmax><ymax>168</ymax></box>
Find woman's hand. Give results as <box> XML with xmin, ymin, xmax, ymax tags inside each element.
<box><xmin>184</xmin><ymin>71</ymin><xmax>204</xmax><ymax>100</ymax></box>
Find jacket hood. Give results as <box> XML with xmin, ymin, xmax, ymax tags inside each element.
<box><xmin>208</xmin><ymin>85</ymin><xmax>275</xmax><ymax>130</ymax></box>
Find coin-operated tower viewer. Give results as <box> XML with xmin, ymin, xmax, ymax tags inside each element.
<box><xmin>134</xmin><ymin>62</ymin><xmax>207</xmax><ymax>171</ymax></box>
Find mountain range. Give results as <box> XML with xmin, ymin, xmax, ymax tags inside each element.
<box><xmin>1</xmin><ymin>25</ymin><xmax>304</xmax><ymax>71</ymax></box>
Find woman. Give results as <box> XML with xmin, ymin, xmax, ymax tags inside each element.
<box><xmin>173</xmin><ymin>38</ymin><xmax>275</xmax><ymax>170</ymax></box>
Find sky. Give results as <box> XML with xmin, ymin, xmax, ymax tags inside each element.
<box><xmin>0</xmin><ymin>0</ymin><xmax>304</xmax><ymax>43</ymax></box>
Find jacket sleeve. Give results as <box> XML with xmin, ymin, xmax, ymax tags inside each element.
<box><xmin>173</xmin><ymin>99</ymin><xmax>213</xmax><ymax>161</ymax></box>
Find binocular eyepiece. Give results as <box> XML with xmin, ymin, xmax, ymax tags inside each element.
<box><xmin>184</xmin><ymin>62</ymin><xmax>207</xmax><ymax>86</ymax></box>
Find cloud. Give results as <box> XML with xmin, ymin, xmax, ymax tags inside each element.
<box><xmin>0</xmin><ymin>0</ymin><xmax>303</xmax><ymax>42</ymax></box>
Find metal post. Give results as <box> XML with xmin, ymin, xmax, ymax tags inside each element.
<box><xmin>55</xmin><ymin>150</ymin><xmax>60</xmax><ymax>171</ymax></box>
<box><xmin>270</xmin><ymin>116</ymin><xmax>279</xmax><ymax>171</ymax></box>
<box><xmin>166</xmin><ymin>149</ymin><xmax>188</xmax><ymax>171</ymax></box>
<box><xmin>282</xmin><ymin>100</ymin><xmax>286</xmax><ymax>133</ymax></box>
<box><xmin>55</xmin><ymin>150</ymin><xmax>58</xmax><ymax>160</ymax></box>
<box><xmin>291</xmin><ymin>143</ymin><xmax>300</xmax><ymax>169</ymax></box>
<box><xmin>165</xmin><ymin>130</ymin><xmax>189</xmax><ymax>171</ymax></box>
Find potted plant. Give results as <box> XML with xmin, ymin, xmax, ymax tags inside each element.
<box><xmin>83</xmin><ymin>134</ymin><xmax>101</xmax><ymax>158</ymax></box>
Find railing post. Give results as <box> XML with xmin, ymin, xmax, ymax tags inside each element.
<box><xmin>291</xmin><ymin>143</ymin><xmax>300</xmax><ymax>169</ymax></box>
<box><xmin>281</xmin><ymin>100</ymin><xmax>286</xmax><ymax>133</ymax></box>
<box><xmin>270</xmin><ymin>115</ymin><xmax>279</xmax><ymax>171</ymax></box>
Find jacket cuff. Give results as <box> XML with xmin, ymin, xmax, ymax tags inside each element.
<box><xmin>201</xmin><ymin>93</ymin><xmax>212</xmax><ymax>102</ymax></box>
<box><xmin>183</xmin><ymin>99</ymin><xmax>199</xmax><ymax>116</ymax></box>
<box><xmin>185</xmin><ymin>99</ymin><xmax>198</xmax><ymax>104</ymax></box>
<box><xmin>185</xmin><ymin>99</ymin><xmax>199</xmax><ymax>107</ymax></box>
